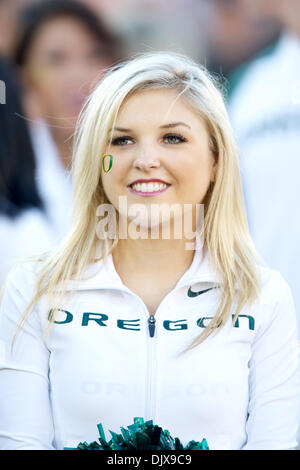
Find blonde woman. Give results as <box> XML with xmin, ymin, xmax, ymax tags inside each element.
<box><xmin>0</xmin><ymin>51</ymin><xmax>299</xmax><ymax>450</ymax></box>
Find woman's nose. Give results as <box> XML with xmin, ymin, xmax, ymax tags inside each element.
<box><xmin>133</xmin><ymin>149</ymin><xmax>161</xmax><ymax>171</ymax></box>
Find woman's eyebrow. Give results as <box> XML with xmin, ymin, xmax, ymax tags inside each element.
<box><xmin>160</xmin><ymin>122</ymin><xmax>191</xmax><ymax>130</ymax></box>
<box><xmin>109</xmin><ymin>122</ymin><xmax>191</xmax><ymax>132</ymax></box>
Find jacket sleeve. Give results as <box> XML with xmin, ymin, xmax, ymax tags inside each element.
<box><xmin>242</xmin><ymin>272</ymin><xmax>300</xmax><ymax>450</ymax></box>
<box><xmin>0</xmin><ymin>265</ymin><xmax>55</xmax><ymax>450</ymax></box>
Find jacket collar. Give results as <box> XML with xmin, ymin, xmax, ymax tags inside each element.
<box><xmin>63</xmin><ymin>241</ymin><xmax>221</xmax><ymax>292</ymax></box>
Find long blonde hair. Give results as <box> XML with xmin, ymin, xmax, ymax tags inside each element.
<box><xmin>10</xmin><ymin>50</ymin><xmax>260</xmax><ymax>354</ymax></box>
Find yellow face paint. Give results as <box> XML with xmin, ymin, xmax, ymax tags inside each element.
<box><xmin>102</xmin><ymin>154</ymin><xmax>113</xmax><ymax>173</ymax></box>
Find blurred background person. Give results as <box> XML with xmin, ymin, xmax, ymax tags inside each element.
<box><xmin>198</xmin><ymin>0</ymin><xmax>281</xmax><ymax>88</ymax></box>
<box><xmin>12</xmin><ymin>0</ymin><xmax>123</xmax><ymax>242</ymax></box>
<box><xmin>79</xmin><ymin>0</ymin><xmax>281</xmax><ymax>81</ymax></box>
<box><xmin>0</xmin><ymin>0</ymin><xmax>37</xmax><ymax>59</ymax></box>
<box><xmin>78</xmin><ymin>0</ymin><xmax>208</xmax><ymax>63</ymax></box>
<box><xmin>0</xmin><ymin>56</ymin><xmax>55</xmax><ymax>286</ymax></box>
<box><xmin>227</xmin><ymin>0</ymin><xmax>300</xmax><ymax>339</ymax></box>
<box><xmin>79</xmin><ymin>0</ymin><xmax>282</xmax><ymax>92</ymax></box>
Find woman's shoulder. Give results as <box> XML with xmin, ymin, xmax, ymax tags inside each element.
<box><xmin>0</xmin><ymin>208</ymin><xmax>56</xmax><ymax>287</ymax></box>
<box><xmin>256</xmin><ymin>262</ymin><xmax>295</xmax><ymax>311</ymax></box>
<box><xmin>1</xmin><ymin>256</ymin><xmax>45</xmax><ymax>303</ymax></box>
<box><xmin>0</xmin><ymin>260</ymin><xmax>42</xmax><ymax>330</ymax></box>
<box><xmin>248</xmin><ymin>263</ymin><xmax>299</xmax><ymax>353</ymax></box>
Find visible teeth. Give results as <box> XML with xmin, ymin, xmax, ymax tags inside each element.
<box><xmin>131</xmin><ymin>182</ymin><xmax>168</xmax><ymax>192</ymax></box>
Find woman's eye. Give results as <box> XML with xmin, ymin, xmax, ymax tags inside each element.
<box><xmin>111</xmin><ymin>133</ymin><xmax>187</xmax><ymax>146</ymax></box>
<box><xmin>111</xmin><ymin>136</ymin><xmax>133</xmax><ymax>146</ymax></box>
<box><xmin>163</xmin><ymin>133</ymin><xmax>187</xmax><ymax>144</ymax></box>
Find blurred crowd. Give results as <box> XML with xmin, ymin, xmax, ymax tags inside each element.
<box><xmin>0</xmin><ymin>0</ymin><xmax>300</xmax><ymax>348</ymax></box>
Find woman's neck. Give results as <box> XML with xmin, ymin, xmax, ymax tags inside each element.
<box><xmin>112</xmin><ymin>236</ymin><xmax>195</xmax><ymax>282</ymax></box>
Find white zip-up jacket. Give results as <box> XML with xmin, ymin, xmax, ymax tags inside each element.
<box><xmin>0</xmin><ymin>247</ymin><xmax>299</xmax><ymax>450</ymax></box>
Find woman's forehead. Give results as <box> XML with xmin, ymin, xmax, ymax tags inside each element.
<box><xmin>115</xmin><ymin>88</ymin><xmax>206</xmax><ymax>127</ymax></box>
<box><xmin>120</xmin><ymin>88</ymin><xmax>182</xmax><ymax>108</ymax></box>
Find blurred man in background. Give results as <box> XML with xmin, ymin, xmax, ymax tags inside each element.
<box><xmin>228</xmin><ymin>0</ymin><xmax>300</xmax><ymax>340</ymax></box>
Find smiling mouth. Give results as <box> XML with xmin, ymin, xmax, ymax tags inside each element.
<box><xmin>128</xmin><ymin>181</ymin><xmax>171</xmax><ymax>196</ymax></box>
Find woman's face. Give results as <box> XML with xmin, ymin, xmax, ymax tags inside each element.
<box><xmin>23</xmin><ymin>16</ymin><xmax>112</xmax><ymax>131</ymax></box>
<box><xmin>102</xmin><ymin>88</ymin><xmax>217</xmax><ymax>233</ymax></box>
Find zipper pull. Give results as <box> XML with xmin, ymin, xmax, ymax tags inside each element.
<box><xmin>148</xmin><ymin>315</ymin><xmax>156</xmax><ymax>338</ymax></box>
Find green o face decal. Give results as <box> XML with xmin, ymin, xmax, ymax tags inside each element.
<box><xmin>102</xmin><ymin>154</ymin><xmax>113</xmax><ymax>173</ymax></box>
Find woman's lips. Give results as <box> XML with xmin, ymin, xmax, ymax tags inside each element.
<box><xmin>128</xmin><ymin>185</ymin><xmax>171</xmax><ymax>197</ymax></box>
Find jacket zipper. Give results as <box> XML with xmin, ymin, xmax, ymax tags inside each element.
<box><xmin>145</xmin><ymin>314</ymin><xmax>157</xmax><ymax>421</ymax></box>
<box><xmin>148</xmin><ymin>315</ymin><xmax>156</xmax><ymax>337</ymax></box>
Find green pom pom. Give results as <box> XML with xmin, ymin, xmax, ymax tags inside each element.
<box><xmin>63</xmin><ymin>417</ymin><xmax>209</xmax><ymax>450</ymax></box>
